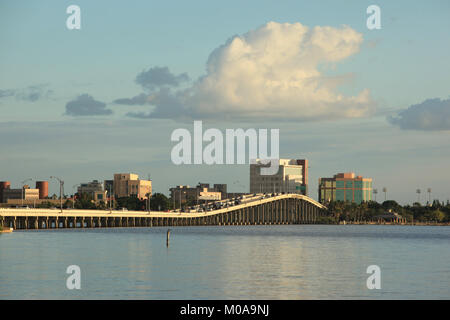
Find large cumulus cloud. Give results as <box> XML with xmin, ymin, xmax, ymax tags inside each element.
<box><xmin>119</xmin><ymin>21</ymin><xmax>375</xmax><ymax>121</ymax></box>
<box><xmin>388</xmin><ymin>98</ymin><xmax>450</xmax><ymax>131</ymax></box>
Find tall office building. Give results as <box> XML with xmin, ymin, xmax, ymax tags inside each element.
<box><xmin>113</xmin><ymin>173</ymin><xmax>152</xmax><ymax>199</ymax></box>
<box><xmin>318</xmin><ymin>172</ymin><xmax>372</xmax><ymax>204</ymax></box>
<box><xmin>250</xmin><ymin>159</ymin><xmax>308</xmax><ymax>195</ymax></box>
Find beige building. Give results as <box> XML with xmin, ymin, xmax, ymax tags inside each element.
<box><xmin>250</xmin><ymin>159</ymin><xmax>308</xmax><ymax>195</ymax></box>
<box><xmin>198</xmin><ymin>189</ymin><xmax>221</xmax><ymax>201</ymax></box>
<box><xmin>113</xmin><ymin>173</ymin><xmax>152</xmax><ymax>199</ymax></box>
<box><xmin>24</xmin><ymin>187</ymin><xmax>40</xmax><ymax>200</ymax></box>
<box><xmin>169</xmin><ymin>184</ymin><xmax>223</xmax><ymax>204</ymax></box>
<box><xmin>78</xmin><ymin>180</ymin><xmax>107</xmax><ymax>203</ymax></box>
<box><xmin>2</xmin><ymin>186</ymin><xmax>39</xmax><ymax>203</ymax></box>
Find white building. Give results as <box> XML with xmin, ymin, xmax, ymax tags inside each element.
<box><xmin>250</xmin><ymin>159</ymin><xmax>308</xmax><ymax>195</ymax></box>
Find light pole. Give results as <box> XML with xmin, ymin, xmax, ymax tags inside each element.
<box><xmin>382</xmin><ymin>187</ymin><xmax>387</xmax><ymax>202</ymax></box>
<box><xmin>108</xmin><ymin>184</ymin><xmax>113</xmax><ymax>213</ymax></box>
<box><xmin>72</xmin><ymin>184</ymin><xmax>79</xmax><ymax>209</ymax></box>
<box><xmin>21</xmin><ymin>178</ymin><xmax>33</xmax><ymax>207</ymax></box>
<box><xmin>373</xmin><ymin>189</ymin><xmax>378</xmax><ymax>202</ymax></box>
<box><xmin>147</xmin><ymin>174</ymin><xmax>151</xmax><ymax>213</ymax></box>
<box><xmin>147</xmin><ymin>192</ymin><xmax>152</xmax><ymax>214</ymax></box>
<box><xmin>416</xmin><ymin>189</ymin><xmax>421</xmax><ymax>204</ymax></box>
<box><xmin>179</xmin><ymin>190</ymin><xmax>186</xmax><ymax>212</ymax></box>
<box><xmin>427</xmin><ymin>188</ymin><xmax>431</xmax><ymax>204</ymax></box>
<box><xmin>172</xmin><ymin>191</ymin><xmax>175</xmax><ymax>211</ymax></box>
<box><xmin>50</xmin><ymin>176</ymin><xmax>64</xmax><ymax>213</ymax></box>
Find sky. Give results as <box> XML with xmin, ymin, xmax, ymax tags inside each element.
<box><xmin>1</xmin><ymin>0</ymin><xmax>449</xmax><ymax>204</ymax></box>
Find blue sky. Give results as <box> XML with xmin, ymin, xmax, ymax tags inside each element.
<box><xmin>1</xmin><ymin>0</ymin><xmax>449</xmax><ymax>203</ymax></box>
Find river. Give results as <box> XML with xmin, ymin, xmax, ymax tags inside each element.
<box><xmin>0</xmin><ymin>225</ymin><xmax>449</xmax><ymax>299</ymax></box>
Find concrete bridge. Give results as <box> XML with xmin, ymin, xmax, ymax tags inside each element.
<box><xmin>0</xmin><ymin>194</ymin><xmax>327</xmax><ymax>230</ymax></box>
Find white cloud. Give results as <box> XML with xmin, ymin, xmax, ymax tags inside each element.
<box><xmin>128</xmin><ymin>22</ymin><xmax>375</xmax><ymax>121</ymax></box>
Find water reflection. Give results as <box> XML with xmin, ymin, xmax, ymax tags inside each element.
<box><xmin>0</xmin><ymin>225</ymin><xmax>449</xmax><ymax>299</ymax></box>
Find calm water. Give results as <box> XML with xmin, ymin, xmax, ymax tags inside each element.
<box><xmin>0</xmin><ymin>225</ymin><xmax>449</xmax><ymax>299</ymax></box>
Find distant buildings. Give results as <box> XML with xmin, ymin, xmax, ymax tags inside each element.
<box><xmin>0</xmin><ymin>181</ymin><xmax>11</xmax><ymax>203</ymax></box>
<box><xmin>374</xmin><ymin>210</ymin><xmax>404</xmax><ymax>223</ymax></box>
<box><xmin>3</xmin><ymin>186</ymin><xmax>39</xmax><ymax>202</ymax></box>
<box><xmin>170</xmin><ymin>183</ymin><xmax>224</xmax><ymax>204</ymax></box>
<box><xmin>113</xmin><ymin>173</ymin><xmax>152</xmax><ymax>199</ymax></box>
<box><xmin>0</xmin><ymin>181</ymin><xmax>48</xmax><ymax>204</ymax></box>
<box><xmin>104</xmin><ymin>180</ymin><xmax>114</xmax><ymax>194</ymax></box>
<box><xmin>77</xmin><ymin>180</ymin><xmax>106</xmax><ymax>203</ymax></box>
<box><xmin>212</xmin><ymin>184</ymin><xmax>227</xmax><ymax>200</ymax></box>
<box><xmin>318</xmin><ymin>172</ymin><xmax>372</xmax><ymax>204</ymax></box>
<box><xmin>250</xmin><ymin>159</ymin><xmax>308</xmax><ymax>195</ymax></box>
<box><xmin>35</xmin><ymin>181</ymin><xmax>49</xmax><ymax>199</ymax></box>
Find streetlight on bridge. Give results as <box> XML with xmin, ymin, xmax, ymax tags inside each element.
<box><xmin>50</xmin><ymin>176</ymin><xmax>64</xmax><ymax>213</ymax></box>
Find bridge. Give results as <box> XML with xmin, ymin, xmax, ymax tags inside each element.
<box><xmin>0</xmin><ymin>194</ymin><xmax>327</xmax><ymax>230</ymax></box>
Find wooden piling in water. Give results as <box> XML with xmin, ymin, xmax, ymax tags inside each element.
<box><xmin>166</xmin><ymin>229</ymin><xmax>171</xmax><ymax>247</ymax></box>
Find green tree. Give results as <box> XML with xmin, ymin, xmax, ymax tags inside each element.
<box><xmin>150</xmin><ymin>193</ymin><xmax>170</xmax><ymax>211</ymax></box>
<box><xmin>63</xmin><ymin>199</ymin><xmax>73</xmax><ymax>209</ymax></box>
<box><xmin>382</xmin><ymin>200</ymin><xmax>401</xmax><ymax>211</ymax></box>
<box><xmin>115</xmin><ymin>196</ymin><xmax>146</xmax><ymax>211</ymax></box>
<box><xmin>36</xmin><ymin>201</ymin><xmax>53</xmax><ymax>208</ymax></box>
<box><xmin>75</xmin><ymin>193</ymin><xmax>97</xmax><ymax>209</ymax></box>
<box><xmin>425</xmin><ymin>210</ymin><xmax>445</xmax><ymax>222</ymax></box>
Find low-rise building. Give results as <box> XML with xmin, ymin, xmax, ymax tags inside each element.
<box><xmin>198</xmin><ymin>189</ymin><xmax>221</xmax><ymax>201</ymax></box>
<box><xmin>170</xmin><ymin>182</ymin><xmax>224</xmax><ymax>204</ymax></box>
<box><xmin>213</xmin><ymin>184</ymin><xmax>227</xmax><ymax>200</ymax></box>
<box><xmin>1</xmin><ymin>185</ymin><xmax>39</xmax><ymax>203</ymax></box>
<box><xmin>113</xmin><ymin>173</ymin><xmax>152</xmax><ymax>199</ymax></box>
<box><xmin>78</xmin><ymin>180</ymin><xmax>106</xmax><ymax>203</ymax></box>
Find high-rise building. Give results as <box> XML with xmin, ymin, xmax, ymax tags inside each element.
<box><xmin>250</xmin><ymin>159</ymin><xmax>308</xmax><ymax>195</ymax></box>
<box><xmin>318</xmin><ymin>172</ymin><xmax>372</xmax><ymax>204</ymax></box>
<box><xmin>113</xmin><ymin>173</ymin><xmax>152</xmax><ymax>199</ymax></box>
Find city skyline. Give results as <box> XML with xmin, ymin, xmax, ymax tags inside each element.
<box><xmin>1</xmin><ymin>1</ymin><xmax>449</xmax><ymax>204</ymax></box>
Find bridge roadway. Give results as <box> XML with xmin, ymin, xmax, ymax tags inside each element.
<box><xmin>0</xmin><ymin>194</ymin><xmax>327</xmax><ymax>230</ymax></box>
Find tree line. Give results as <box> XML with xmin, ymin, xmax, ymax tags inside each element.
<box><xmin>323</xmin><ymin>200</ymin><xmax>450</xmax><ymax>223</ymax></box>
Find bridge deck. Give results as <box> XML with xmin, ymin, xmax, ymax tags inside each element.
<box><xmin>0</xmin><ymin>194</ymin><xmax>326</xmax><ymax>218</ymax></box>
<box><xmin>0</xmin><ymin>194</ymin><xmax>327</xmax><ymax>229</ymax></box>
